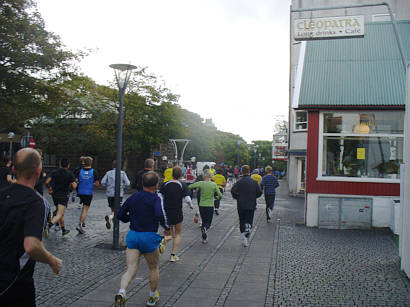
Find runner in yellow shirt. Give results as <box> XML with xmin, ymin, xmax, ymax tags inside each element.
<box><xmin>251</xmin><ymin>169</ymin><xmax>262</xmax><ymax>186</ymax></box>
<box><xmin>163</xmin><ymin>162</ymin><xmax>173</xmax><ymax>183</ymax></box>
<box><xmin>212</xmin><ymin>169</ymin><xmax>226</xmax><ymax>215</ymax></box>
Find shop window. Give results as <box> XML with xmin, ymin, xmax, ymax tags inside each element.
<box><xmin>295</xmin><ymin>111</ymin><xmax>307</xmax><ymax>131</ymax></box>
<box><xmin>321</xmin><ymin>112</ymin><xmax>404</xmax><ymax>180</ymax></box>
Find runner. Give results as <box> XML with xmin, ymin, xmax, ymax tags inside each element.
<box><xmin>45</xmin><ymin>157</ymin><xmax>77</xmax><ymax>236</ymax></box>
<box><xmin>114</xmin><ymin>172</ymin><xmax>170</xmax><ymax>307</ymax></box>
<box><xmin>163</xmin><ymin>162</ymin><xmax>173</xmax><ymax>183</ymax></box>
<box><xmin>261</xmin><ymin>166</ymin><xmax>279</xmax><ymax>223</ymax></box>
<box><xmin>133</xmin><ymin>158</ymin><xmax>154</xmax><ymax>192</ymax></box>
<box><xmin>0</xmin><ymin>148</ymin><xmax>62</xmax><ymax>306</ymax></box>
<box><xmin>159</xmin><ymin>166</ymin><xmax>194</xmax><ymax>262</ymax></box>
<box><xmin>211</xmin><ymin>169</ymin><xmax>226</xmax><ymax>215</ymax></box>
<box><xmin>0</xmin><ymin>156</ymin><xmax>15</xmax><ymax>189</ymax></box>
<box><xmin>75</xmin><ymin>156</ymin><xmax>99</xmax><ymax>234</ymax></box>
<box><xmin>231</xmin><ymin>165</ymin><xmax>262</xmax><ymax>247</ymax></box>
<box><xmin>188</xmin><ymin>170</ymin><xmax>222</xmax><ymax>243</ymax></box>
<box><xmin>185</xmin><ymin>163</ymin><xmax>196</xmax><ymax>184</ymax></box>
<box><xmin>101</xmin><ymin>160</ymin><xmax>130</xmax><ymax>229</ymax></box>
<box><xmin>251</xmin><ymin>169</ymin><xmax>262</xmax><ymax>186</ymax></box>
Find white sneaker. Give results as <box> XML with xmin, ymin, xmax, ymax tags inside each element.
<box><xmin>242</xmin><ymin>237</ymin><xmax>249</xmax><ymax>247</ymax></box>
<box><xmin>146</xmin><ymin>291</ymin><xmax>160</xmax><ymax>306</ymax></box>
<box><xmin>169</xmin><ymin>255</ymin><xmax>180</xmax><ymax>262</ymax></box>
<box><xmin>114</xmin><ymin>291</ymin><xmax>126</xmax><ymax>306</ymax></box>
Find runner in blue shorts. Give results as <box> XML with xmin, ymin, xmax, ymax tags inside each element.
<box><xmin>115</xmin><ymin>171</ymin><xmax>169</xmax><ymax>307</ymax></box>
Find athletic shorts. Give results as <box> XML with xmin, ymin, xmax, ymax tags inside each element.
<box><xmin>108</xmin><ymin>197</ymin><xmax>123</xmax><ymax>209</ymax></box>
<box><xmin>52</xmin><ymin>194</ymin><xmax>69</xmax><ymax>207</ymax></box>
<box><xmin>164</xmin><ymin>207</ymin><xmax>183</xmax><ymax>225</ymax></box>
<box><xmin>126</xmin><ymin>231</ymin><xmax>162</xmax><ymax>254</ymax></box>
<box><xmin>79</xmin><ymin>195</ymin><xmax>93</xmax><ymax>206</ymax></box>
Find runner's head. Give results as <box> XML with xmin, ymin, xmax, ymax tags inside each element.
<box><xmin>172</xmin><ymin>166</ymin><xmax>182</xmax><ymax>179</ymax></box>
<box><xmin>144</xmin><ymin>158</ymin><xmax>155</xmax><ymax>170</ymax></box>
<box><xmin>60</xmin><ymin>157</ymin><xmax>70</xmax><ymax>169</ymax></box>
<box><xmin>13</xmin><ymin>148</ymin><xmax>41</xmax><ymax>181</ymax></box>
<box><xmin>252</xmin><ymin>169</ymin><xmax>259</xmax><ymax>174</ymax></box>
<box><xmin>265</xmin><ymin>166</ymin><xmax>273</xmax><ymax>174</ymax></box>
<box><xmin>84</xmin><ymin>156</ymin><xmax>93</xmax><ymax>167</ymax></box>
<box><xmin>203</xmin><ymin>169</ymin><xmax>212</xmax><ymax>180</ymax></box>
<box><xmin>142</xmin><ymin>171</ymin><xmax>159</xmax><ymax>191</ymax></box>
<box><xmin>216</xmin><ymin>169</ymin><xmax>223</xmax><ymax>175</ymax></box>
<box><xmin>241</xmin><ymin>165</ymin><xmax>250</xmax><ymax>175</ymax></box>
<box><xmin>167</xmin><ymin>162</ymin><xmax>173</xmax><ymax>169</ymax></box>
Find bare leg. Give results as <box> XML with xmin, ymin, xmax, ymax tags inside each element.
<box><xmin>60</xmin><ymin>216</ymin><xmax>65</xmax><ymax>228</ymax></box>
<box><xmin>51</xmin><ymin>204</ymin><xmax>66</xmax><ymax>225</ymax></box>
<box><xmin>171</xmin><ymin>222</ymin><xmax>183</xmax><ymax>255</ymax></box>
<box><xmin>120</xmin><ymin>249</ymin><xmax>141</xmax><ymax>290</ymax></box>
<box><xmin>79</xmin><ymin>205</ymin><xmax>90</xmax><ymax>224</ymax></box>
<box><xmin>143</xmin><ymin>249</ymin><xmax>159</xmax><ymax>292</ymax></box>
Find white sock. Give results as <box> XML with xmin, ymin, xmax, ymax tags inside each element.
<box><xmin>150</xmin><ymin>290</ymin><xmax>158</xmax><ymax>297</ymax></box>
<box><xmin>119</xmin><ymin>289</ymin><xmax>126</xmax><ymax>295</ymax></box>
<box><xmin>109</xmin><ymin>214</ymin><xmax>113</xmax><ymax>222</ymax></box>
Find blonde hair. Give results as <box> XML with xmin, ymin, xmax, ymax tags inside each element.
<box><xmin>203</xmin><ymin>169</ymin><xmax>212</xmax><ymax>179</ymax></box>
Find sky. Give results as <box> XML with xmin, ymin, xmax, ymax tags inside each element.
<box><xmin>36</xmin><ymin>0</ymin><xmax>290</xmax><ymax>143</ymax></box>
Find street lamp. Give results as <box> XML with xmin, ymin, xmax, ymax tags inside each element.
<box><xmin>110</xmin><ymin>63</ymin><xmax>137</xmax><ymax>250</ymax></box>
<box><xmin>254</xmin><ymin>145</ymin><xmax>259</xmax><ymax>170</ymax></box>
<box><xmin>8</xmin><ymin>132</ymin><xmax>15</xmax><ymax>158</ymax></box>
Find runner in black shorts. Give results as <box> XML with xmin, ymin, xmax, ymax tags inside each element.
<box><xmin>45</xmin><ymin>158</ymin><xmax>77</xmax><ymax>236</ymax></box>
<box><xmin>159</xmin><ymin>166</ymin><xmax>193</xmax><ymax>262</ymax></box>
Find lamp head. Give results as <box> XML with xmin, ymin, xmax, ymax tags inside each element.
<box><xmin>109</xmin><ymin>63</ymin><xmax>137</xmax><ymax>91</ymax></box>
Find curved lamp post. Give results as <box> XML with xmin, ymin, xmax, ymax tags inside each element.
<box><xmin>8</xmin><ymin>132</ymin><xmax>15</xmax><ymax>158</ymax></box>
<box><xmin>110</xmin><ymin>63</ymin><xmax>137</xmax><ymax>250</ymax></box>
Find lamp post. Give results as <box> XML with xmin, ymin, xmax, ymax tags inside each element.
<box><xmin>110</xmin><ymin>63</ymin><xmax>137</xmax><ymax>250</ymax></box>
<box><xmin>253</xmin><ymin>145</ymin><xmax>259</xmax><ymax>170</ymax></box>
<box><xmin>237</xmin><ymin>140</ymin><xmax>241</xmax><ymax>167</ymax></box>
<box><xmin>8</xmin><ymin>132</ymin><xmax>15</xmax><ymax>158</ymax></box>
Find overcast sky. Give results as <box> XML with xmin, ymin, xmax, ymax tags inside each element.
<box><xmin>36</xmin><ymin>0</ymin><xmax>290</xmax><ymax>143</ymax></box>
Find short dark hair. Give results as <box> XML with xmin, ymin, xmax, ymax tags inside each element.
<box><xmin>14</xmin><ymin>148</ymin><xmax>41</xmax><ymax>180</ymax></box>
<box><xmin>216</xmin><ymin>169</ymin><xmax>223</xmax><ymax>175</ymax></box>
<box><xmin>60</xmin><ymin>158</ymin><xmax>70</xmax><ymax>168</ymax></box>
<box><xmin>143</xmin><ymin>171</ymin><xmax>159</xmax><ymax>188</ymax></box>
<box><xmin>241</xmin><ymin>165</ymin><xmax>250</xmax><ymax>175</ymax></box>
<box><xmin>144</xmin><ymin>158</ymin><xmax>155</xmax><ymax>169</ymax></box>
<box><xmin>172</xmin><ymin>166</ymin><xmax>182</xmax><ymax>179</ymax></box>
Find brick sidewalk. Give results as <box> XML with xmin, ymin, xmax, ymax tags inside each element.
<box><xmin>34</xmin><ymin>182</ymin><xmax>410</xmax><ymax>306</ymax></box>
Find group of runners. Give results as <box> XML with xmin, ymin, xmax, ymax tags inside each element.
<box><xmin>0</xmin><ymin>150</ymin><xmax>280</xmax><ymax>307</ymax></box>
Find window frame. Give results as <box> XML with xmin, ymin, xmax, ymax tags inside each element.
<box><xmin>317</xmin><ymin>111</ymin><xmax>403</xmax><ymax>183</ymax></box>
<box><xmin>294</xmin><ymin>110</ymin><xmax>308</xmax><ymax>132</ymax></box>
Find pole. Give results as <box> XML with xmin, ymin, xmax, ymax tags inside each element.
<box><xmin>113</xmin><ymin>87</ymin><xmax>125</xmax><ymax>250</ymax></box>
<box><xmin>237</xmin><ymin>142</ymin><xmax>240</xmax><ymax>167</ymax></box>
<box><xmin>9</xmin><ymin>140</ymin><xmax>13</xmax><ymax>158</ymax></box>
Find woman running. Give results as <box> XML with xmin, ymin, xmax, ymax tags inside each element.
<box><xmin>188</xmin><ymin>170</ymin><xmax>222</xmax><ymax>243</ymax></box>
<box><xmin>159</xmin><ymin>166</ymin><xmax>194</xmax><ymax>262</ymax></box>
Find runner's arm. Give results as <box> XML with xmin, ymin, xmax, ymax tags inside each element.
<box><xmin>116</xmin><ymin>200</ymin><xmax>130</xmax><ymax>223</ymax></box>
<box><xmin>24</xmin><ymin>237</ymin><xmax>62</xmax><ymax>274</ymax></box>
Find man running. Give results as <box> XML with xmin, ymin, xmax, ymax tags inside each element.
<box><xmin>261</xmin><ymin>166</ymin><xmax>279</xmax><ymax>222</ymax></box>
<box><xmin>0</xmin><ymin>148</ymin><xmax>62</xmax><ymax>306</ymax></box>
<box><xmin>211</xmin><ymin>169</ymin><xmax>226</xmax><ymax>215</ymax></box>
<box><xmin>45</xmin><ymin>158</ymin><xmax>77</xmax><ymax>236</ymax></box>
<box><xmin>189</xmin><ymin>170</ymin><xmax>222</xmax><ymax>244</ymax></box>
<box><xmin>163</xmin><ymin>162</ymin><xmax>173</xmax><ymax>183</ymax></box>
<box><xmin>114</xmin><ymin>172</ymin><xmax>169</xmax><ymax>307</ymax></box>
<box><xmin>159</xmin><ymin>166</ymin><xmax>194</xmax><ymax>262</ymax></box>
<box><xmin>75</xmin><ymin>156</ymin><xmax>99</xmax><ymax>234</ymax></box>
<box><xmin>133</xmin><ymin>158</ymin><xmax>154</xmax><ymax>192</ymax></box>
<box><xmin>251</xmin><ymin>169</ymin><xmax>262</xmax><ymax>186</ymax></box>
<box><xmin>231</xmin><ymin>165</ymin><xmax>262</xmax><ymax>247</ymax></box>
<box><xmin>101</xmin><ymin>160</ymin><xmax>130</xmax><ymax>229</ymax></box>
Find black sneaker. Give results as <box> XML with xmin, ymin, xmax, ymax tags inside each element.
<box><xmin>105</xmin><ymin>215</ymin><xmax>111</xmax><ymax>229</ymax></box>
<box><xmin>214</xmin><ymin>209</ymin><xmax>219</xmax><ymax>216</ymax></box>
<box><xmin>244</xmin><ymin>223</ymin><xmax>251</xmax><ymax>238</ymax></box>
<box><xmin>76</xmin><ymin>225</ymin><xmax>85</xmax><ymax>234</ymax></box>
<box><xmin>82</xmin><ymin>223</ymin><xmax>86</xmax><ymax>228</ymax></box>
<box><xmin>200</xmin><ymin>226</ymin><xmax>207</xmax><ymax>240</ymax></box>
<box><xmin>62</xmin><ymin>229</ymin><xmax>70</xmax><ymax>236</ymax></box>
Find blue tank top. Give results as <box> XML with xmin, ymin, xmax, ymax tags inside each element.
<box><xmin>78</xmin><ymin>168</ymin><xmax>95</xmax><ymax>195</ymax></box>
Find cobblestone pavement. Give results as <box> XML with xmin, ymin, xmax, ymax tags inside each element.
<box><xmin>34</xmin><ymin>182</ymin><xmax>410</xmax><ymax>306</ymax></box>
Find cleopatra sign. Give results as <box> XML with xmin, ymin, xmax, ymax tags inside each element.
<box><xmin>294</xmin><ymin>15</ymin><xmax>364</xmax><ymax>40</ymax></box>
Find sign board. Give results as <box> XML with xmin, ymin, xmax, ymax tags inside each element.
<box><xmin>294</xmin><ymin>16</ymin><xmax>364</xmax><ymax>41</ymax></box>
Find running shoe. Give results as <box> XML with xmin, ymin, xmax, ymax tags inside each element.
<box><xmin>169</xmin><ymin>255</ymin><xmax>180</xmax><ymax>262</ymax></box>
<box><xmin>159</xmin><ymin>237</ymin><xmax>166</xmax><ymax>254</ymax></box>
<box><xmin>146</xmin><ymin>291</ymin><xmax>160</xmax><ymax>306</ymax></box>
<box><xmin>202</xmin><ymin>239</ymin><xmax>208</xmax><ymax>244</ymax></box>
<box><xmin>200</xmin><ymin>226</ymin><xmax>207</xmax><ymax>241</ymax></box>
<box><xmin>76</xmin><ymin>224</ymin><xmax>85</xmax><ymax>234</ymax></box>
<box><xmin>242</xmin><ymin>237</ymin><xmax>249</xmax><ymax>247</ymax></box>
<box><xmin>244</xmin><ymin>223</ymin><xmax>251</xmax><ymax>238</ymax></box>
<box><xmin>114</xmin><ymin>292</ymin><xmax>126</xmax><ymax>307</ymax></box>
<box><xmin>105</xmin><ymin>215</ymin><xmax>111</xmax><ymax>229</ymax></box>
<box><xmin>62</xmin><ymin>229</ymin><xmax>70</xmax><ymax>236</ymax></box>
<box><xmin>82</xmin><ymin>223</ymin><xmax>86</xmax><ymax>227</ymax></box>
<box><xmin>214</xmin><ymin>209</ymin><xmax>219</xmax><ymax>216</ymax></box>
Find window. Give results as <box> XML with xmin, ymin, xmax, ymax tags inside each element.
<box><xmin>321</xmin><ymin>111</ymin><xmax>404</xmax><ymax>180</ymax></box>
<box><xmin>295</xmin><ymin>111</ymin><xmax>307</xmax><ymax>131</ymax></box>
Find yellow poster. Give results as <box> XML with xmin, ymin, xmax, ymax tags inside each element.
<box><xmin>357</xmin><ymin>148</ymin><xmax>365</xmax><ymax>160</ymax></box>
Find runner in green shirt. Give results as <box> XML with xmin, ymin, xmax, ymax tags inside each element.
<box><xmin>189</xmin><ymin>170</ymin><xmax>222</xmax><ymax>243</ymax></box>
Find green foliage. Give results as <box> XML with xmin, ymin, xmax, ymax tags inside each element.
<box><xmin>0</xmin><ymin>0</ymin><xmax>80</xmax><ymax>131</ymax></box>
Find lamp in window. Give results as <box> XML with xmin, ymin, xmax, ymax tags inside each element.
<box><xmin>353</xmin><ymin>122</ymin><xmax>370</xmax><ymax>134</ymax></box>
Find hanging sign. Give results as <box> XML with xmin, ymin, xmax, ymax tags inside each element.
<box><xmin>357</xmin><ymin>148</ymin><xmax>366</xmax><ymax>160</ymax></box>
<box><xmin>294</xmin><ymin>16</ymin><xmax>365</xmax><ymax>40</ymax></box>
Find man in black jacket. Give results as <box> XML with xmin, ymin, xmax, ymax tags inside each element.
<box><xmin>231</xmin><ymin>165</ymin><xmax>262</xmax><ymax>247</ymax></box>
<box><xmin>133</xmin><ymin>159</ymin><xmax>154</xmax><ymax>192</ymax></box>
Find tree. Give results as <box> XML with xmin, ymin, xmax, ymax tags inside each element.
<box><xmin>0</xmin><ymin>0</ymin><xmax>80</xmax><ymax>130</ymax></box>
